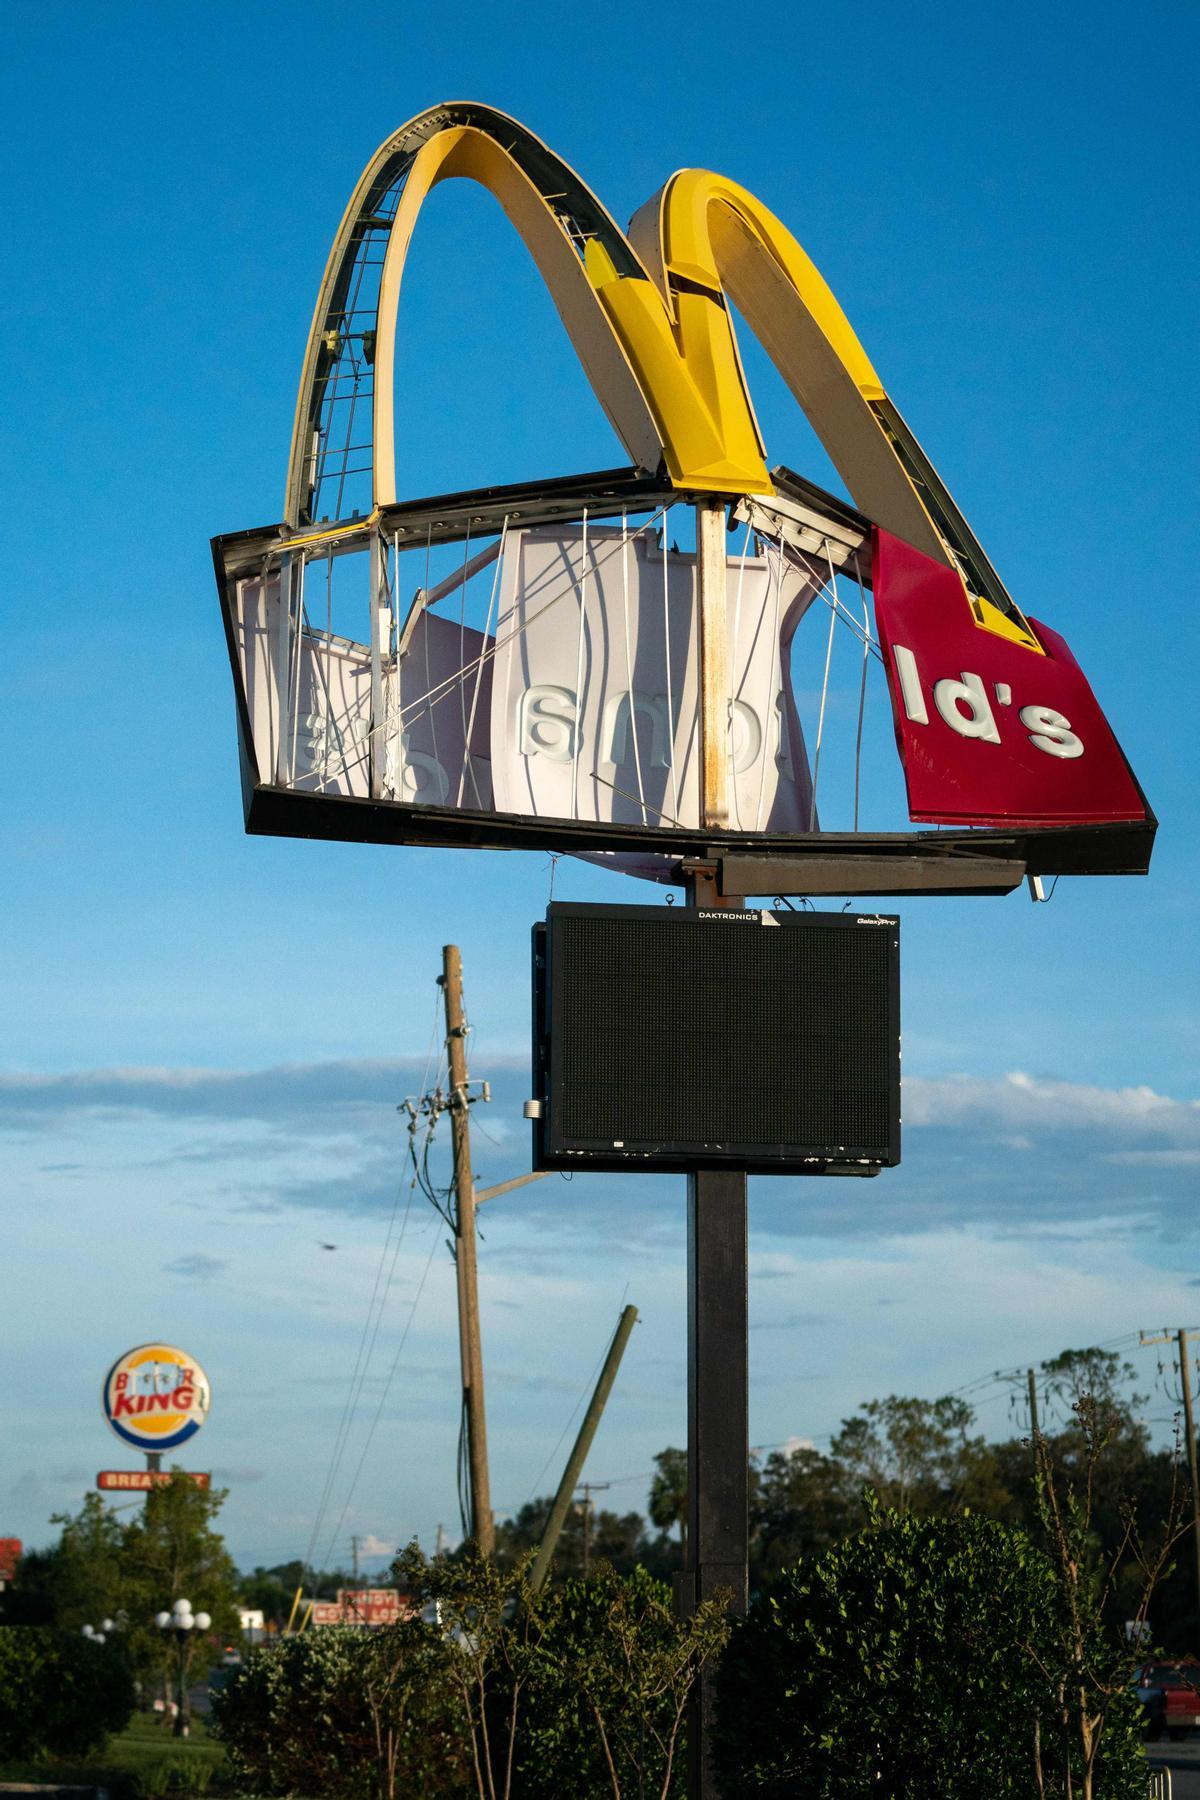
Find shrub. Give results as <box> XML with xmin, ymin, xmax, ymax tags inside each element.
<box><xmin>210</xmin><ymin>1620</ymin><xmax>465</xmax><ymax>1799</ymax></box>
<box><xmin>514</xmin><ymin>1563</ymin><xmax>730</xmax><ymax>1799</ymax></box>
<box><xmin>711</xmin><ymin>1506</ymin><xmax>1145</xmax><ymax>1798</ymax></box>
<box><xmin>0</xmin><ymin>1624</ymin><xmax>136</xmax><ymax>1760</ymax></box>
<box><xmin>215</xmin><ymin>1553</ymin><xmax>729</xmax><ymax>1800</ymax></box>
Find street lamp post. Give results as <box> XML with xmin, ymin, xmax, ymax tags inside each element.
<box><xmin>154</xmin><ymin>1599</ymin><xmax>211</xmax><ymax>1738</ymax></box>
<box><xmin>80</xmin><ymin>1617</ymin><xmax>117</xmax><ymax>1645</ymax></box>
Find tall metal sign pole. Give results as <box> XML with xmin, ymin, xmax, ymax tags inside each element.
<box><xmin>686</xmin><ymin>497</ymin><xmax>749</xmax><ymax>1800</ymax></box>
<box><xmin>441</xmin><ymin>944</ymin><xmax>495</xmax><ymax>1558</ymax></box>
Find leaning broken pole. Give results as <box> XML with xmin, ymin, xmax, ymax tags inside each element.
<box><xmin>529</xmin><ymin>1303</ymin><xmax>639</xmax><ymax>1591</ymax></box>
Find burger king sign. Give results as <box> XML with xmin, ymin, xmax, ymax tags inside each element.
<box><xmin>102</xmin><ymin>1344</ymin><xmax>210</xmax><ymax>1453</ymax></box>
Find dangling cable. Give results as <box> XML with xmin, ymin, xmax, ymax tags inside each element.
<box><xmin>662</xmin><ymin>525</ymin><xmax>681</xmax><ymax>823</ymax></box>
<box><xmin>571</xmin><ymin>509</ymin><xmax>589</xmax><ymax>820</ymax></box>
<box><xmin>619</xmin><ymin>510</ymin><xmax>648</xmax><ymax>825</ymax></box>
<box><xmin>457</xmin><ymin>521</ymin><xmax>472</xmax><ymax>764</ymax></box>
<box><xmin>753</xmin><ymin>538</ymin><xmax>784</xmax><ymax>832</ymax></box>
<box><xmin>808</xmin><ymin>539</ymin><xmax>839</xmax><ymax>832</ymax></box>
<box><xmin>852</xmin><ymin>550</ymin><xmax>870</xmax><ymax>833</ymax></box>
<box><xmin>729</xmin><ymin>521</ymin><xmax>754</xmax><ymax>830</ymax></box>
<box><xmin>457</xmin><ymin>517</ymin><xmax>508</xmax><ymax>809</ymax></box>
<box><xmin>421</xmin><ymin>521</ymin><xmax>439</xmax><ymax>797</ymax></box>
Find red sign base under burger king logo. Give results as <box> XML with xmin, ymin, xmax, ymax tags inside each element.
<box><xmin>97</xmin><ymin>1471</ymin><xmax>211</xmax><ymax>1491</ymax></box>
<box><xmin>871</xmin><ymin>527</ymin><xmax>1148</xmax><ymax>828</ymax></box>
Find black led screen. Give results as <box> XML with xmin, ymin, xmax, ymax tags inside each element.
<box><xmin>532</xmin><ymin>904</ymin><xmax>900</xmax><ymax>1175</ymax></box>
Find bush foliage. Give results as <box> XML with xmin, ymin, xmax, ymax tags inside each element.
<box><xmin>0</xmin><ymin>1625</ymin><xmax>136</xmax><ymax>1760</ymax></box>
<box><xmin>213</xmin><ymin>1550</ymin><xmax>729</xmax><ymax>1800</ymax></box>
<box><xmin>711</xmin><ymin>1505</ymin><xmax>1147</xmax><ymax>1799</ymax></box>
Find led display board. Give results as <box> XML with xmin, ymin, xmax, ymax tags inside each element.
<box><xmin>531</xmin><ymin>904</ymin><xmax>900</xmax><ymax>1174</ymax></box>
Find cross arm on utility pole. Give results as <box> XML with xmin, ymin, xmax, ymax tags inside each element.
<box><xmin>475</xmin><ymin>1170</ymin><xmax>552</xmax><ymax>1206</ymax></box>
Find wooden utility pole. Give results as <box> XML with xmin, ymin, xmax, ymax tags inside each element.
<box><xmin>530</xmin><ymin>1304</ymin><xmax>638</xmax><ymax>1591</ymax></box>
<box><xmin>1140</xmin><ymin>1328</ymin><xmax>1200</xmax><ymax>1631</ymax></box>
<box><xmin>578</xmin><ymin>1481</ymin><xmax>611</xmax><ymax>1578</ymax></box>
<box><xmin>686</xmin><ymin>497</ymin><xmax>748</xmax><ymax>1800</ymax></box>
<box><xmin>441</xmin><ymin>944</ymin><xmax>494</xmax><ymax>1558</ymax></box>
<box><xmin>1027</xmin><ymin>1368</ymin><xmax>1040</xmax><ymax>1473</ymax></box>
<box><xmin>1180</xmin><ymin>1330</ymin><xmax>1200</xmax><ymax>1625</ymax></box>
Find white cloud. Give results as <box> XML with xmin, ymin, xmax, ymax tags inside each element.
<box><xmin>903</xmin><ymin>1071</ymin><xmax>1200</xmax><ymax>1142</ymax></box>
<box><xmin>358</xmin><ymin>1533</ymin><xmax>395</xmax><ymax>1557</ymax></box>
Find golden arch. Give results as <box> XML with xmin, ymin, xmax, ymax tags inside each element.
<box><xmin>286</xmin><ymin>102</ymin><xmax>1033</xmax><ymax>646</ymax></box>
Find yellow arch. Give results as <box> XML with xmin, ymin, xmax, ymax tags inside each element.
<box><xmin>611</xmin><ymin>169</ymin><xmax>1035</xmax><ymax>646</ymax></box>
<box><xmin>285</xmin><ymin>101</ymin><xmax>771</xmax><ymax>528</ymax></box>
<box><xmin>286</xmin><ymin>105</ymin><xmax>1034</xmax><ymax>646</ymax></box>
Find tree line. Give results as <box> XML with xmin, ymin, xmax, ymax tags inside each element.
<box><xmin>497</xmin><ymin>1346</ymin><xmax>1198</xmax><ymax>1651</ymax></box>
<box><xmin>6</xmin><ymin>1344</ymin><xmax>1190</xmax><ymax>1652</ymax></box>
<box><xmin>2</xmin><ymin>1341</ymin><xmax>1190</xmax><ymax>1795</ymax></box>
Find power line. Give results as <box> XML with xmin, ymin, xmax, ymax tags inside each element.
<box><xmin>317</xmin><ymin>1223</ymin><xmax>444</xmax><ymax>1573</ymax></box>
<box><xmin>302</xmin><ymin>995</ymin><xmax>444</xmax><ymax>1575</ymax></box>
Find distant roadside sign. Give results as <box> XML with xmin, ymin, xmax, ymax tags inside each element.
<box><xmin>341</xmin><ymin>1589</ymin><xmax>404</xmax><ymax>1624</ymax></box>
<box><xmin>97</xmin><ymin>1470</ymin><xmax>211</xmax><ymax>1492</ymax></box>
<box><xmin>0</xmin><ymin>1538</ymin><xmax>21</xmax><ymax>1585</ymax></box>
<box><xmin>309</xmin><ymin>1602</ymin><xmax>345</xmax><ymax>1627</ymax></box>
<box><xmin>309</xmin><ymin>1589</ymin><xmax>406</xmax><ymax>1627</ymax></box>
<box><xmin>102</xmin><ymin>1344</ymin><xmax>211</xmax><ymax>1453</ymax></box>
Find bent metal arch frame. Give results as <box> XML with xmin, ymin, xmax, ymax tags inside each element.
<box><xmin>286</xmin><ymin>100</ymin><xmax>1030</xmax><ymax>652</ymax></box>
<box><xmin>212</xmin><ymin>100</ymin><xmax>1154</xmax><ymax>888</ymax></box>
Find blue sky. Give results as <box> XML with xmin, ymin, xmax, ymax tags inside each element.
<box><xmin>2</xmin><ymin>0</ymin><xmax>1198</xmax><ymax>1574</ymax></box>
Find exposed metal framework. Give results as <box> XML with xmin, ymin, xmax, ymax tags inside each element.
<box><xmin>285</xmin><ymin>102</ymin><xmax>1036</xmax><ymax>656</ymax></box>
<box><xmin>210</xmin><ymin>103</ymin><xmax>1153</xmax><ymax>893</ymax></box>
<box><xmin>286</xmin><ymin>103</ymin><xmax>658</xmax><ymax>531</ymax></box>
<box><xmin>212</xmin><ymin>466</ymin><xmax>1154</xmax><ymax>885</ymax></box>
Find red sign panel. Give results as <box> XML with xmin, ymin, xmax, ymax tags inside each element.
<box><xmin>97</xmin><ymin>1470</ymin><xmax>211</xmax><ymax>1491</ymax></box>
<box><xmin>309</xmin><ymin>1589</ymin><xmax>409</xmax><ymax>1627</ymax></box>
<box><xmin>0</xmin><ymin>1539</ymin><xmax>21</xmax><ymax>1582</ymax></box>
<box><xmin>871</xmin><ymin>527</ymin><xmax>1147</xmax><ymax>828</ymax></box>
<box><xmin>309</xmin><ymin>1602</ymin><xmax>346</xmax><ymax>1626</ymax></box>
<box><xmin>339</xmin><ymin>1588</ymin><xmax>406</xmax><ymax>1625</ymax></box>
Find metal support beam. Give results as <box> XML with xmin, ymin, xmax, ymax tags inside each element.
<box><xmin>685</xmin><ymin>538</ymin><xmax>748</xmax><ymax>1795</ymax></box>
<box><xmin>695</xmin><ymin>498</ymin><xmax>730</xmax><ymax>829</ymax></box>
<box><xmin>717</xmin><ymin>853</ymin><xmax>1027</xmax><ymax>898</ymax></box>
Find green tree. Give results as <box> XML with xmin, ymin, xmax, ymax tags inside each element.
<box><xmin>831</xmin><ymin>1393</ymin><xmax>1007</xmax><ymax>1515</ymax></box>
<box><xmin>114</xmin><ymin>1474</ymin><xmax>241</xmax><ymax>1700</ymax></box>
<box><xmin>712</xmin><ymin>1503</ymin><xmax>1145</xmax><ymax>1798</ymax></box>
<box><xmin>1033</xmin><ymin>1394</ymin><xmax>1186</xmax><ymax>1799</ymax></box>
<box><xmin>1</xmin><ymin>1475</ymin><xmax>241</xmax><ymax>1714</ymax></box>
<box><xmin>749</xmin><ymin>1443</ymin><xmax>859</xmax><ymax>1585</ymax></box>
<box><xmin>0</xmin><ymin>1494</ymin><xmax>126</xmax><ymax>1630</ymax></box>
<box><xmin>493</xmin><ymin>1496</ymin><xmax>651</xmax><ymax>1578</ymax></box>
<box><xmin>647</xmin><ymin>1447</ymin><xmax>688</xmax><ymax>1559</ymax></box>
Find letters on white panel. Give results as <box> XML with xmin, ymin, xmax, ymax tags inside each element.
<box><xmin>239</xmin><ymin>526</ymin><xmax>819</xmax><ymax>841</ymax></box>
<box><xmin>488</xmin><ymin>527</ymin><xmax>818</xmax><ymax>832</ymax></box>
